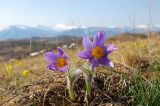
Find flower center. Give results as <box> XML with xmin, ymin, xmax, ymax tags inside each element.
<box><xmin>91</xmin><ymin>46</ymin><xmax>104</xmax><ymax>59</ymax></box>
<box><xmin>56</xmin><ymin>57</ymin><xmax>67</xmax><ymax>68</ymax></box>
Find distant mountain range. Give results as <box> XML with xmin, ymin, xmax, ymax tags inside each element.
<box><xmin>0</xmin><ymin>25</ymin><xmax>160</xmax><ymax>40</ymax></box>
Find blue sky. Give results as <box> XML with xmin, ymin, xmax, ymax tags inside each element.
<box><xmin>0</xmin><ymin>0</ymin><xmax>159</xmax><ymax>28</ymax></box>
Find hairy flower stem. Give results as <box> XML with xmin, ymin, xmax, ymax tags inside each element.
<box><xmin>68</xmin><ymin>83</ymin><xmax>76</xmax><ymax>101</ymax></box>
<box><xmin>91</xmin><ymin>69</ymin><xmax>96</xmax><ymax>86</ymax></box>
<box><xmin>86</xmin><ymin>77</ymin><xmax>91</xmax><ymax>96</ymax></box>
<box><xmin>67</xmin><ymin>76</ymin><xmax>76</xmax><ymax>101</ymax></box>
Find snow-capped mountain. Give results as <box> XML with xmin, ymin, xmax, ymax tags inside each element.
<box><xmin>0</xmin><ymin>25</ymin><xmax>160</xmax><ymax>40</ymax></box>
<box><xmin>0</xmin><ymin>25</ymin><xmax>58</xmax><ymax>40</ymax></box>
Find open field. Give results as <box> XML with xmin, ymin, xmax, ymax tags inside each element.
<box><xmin>0</xmin><ymin>36</ymin><xmax>79</xmax><ymax>62</ymax></box>
<box><xmin>0</xmin><ymin>34</ymin><xmax>160</xmax><ymax>106</ymax></box>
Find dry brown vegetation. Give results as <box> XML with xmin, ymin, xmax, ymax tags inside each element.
<box><xmin>0</xmin><ymin>34</ymin><xmax>160</xmax><ymax>106</ymax></box>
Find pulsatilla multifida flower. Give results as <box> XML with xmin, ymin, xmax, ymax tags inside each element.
<box><xmin>45</xmin><ymin>47</ymin><xmax>68</xmax><ymax>72</ymax></box>
<box><xmin>78</xmin><ymin>31</ymin><xmax>117</xmax><ymax>69</ymax></box>
<box><xmin>44</xmin><ymin>47</ymin><xmax>77</xmax><ymax>101</ymax></box>
<box><xmin>78</xmin><ymin>31</ymin><xmax>118</xmax><ymax>100</ymax></box>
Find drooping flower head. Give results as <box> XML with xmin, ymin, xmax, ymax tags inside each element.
<box><xmin>78</xmin><ymin>31</ymin><xmax>117</xmax><ymax>69</ymax></box>
<box><xmin>45</xmin><ymin>47</ymin><xmax>68</xmax><ymax>72</ymax></box>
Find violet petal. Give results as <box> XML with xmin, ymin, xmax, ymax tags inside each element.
<box><xmin>57</xmin><ymin>47</ymin><xmax>64</xmax><ymax>56</ymax></box>
<box><xmin>58</xmin><ymin>65</ymin><xmax>68</xmax><ymax>73</ymax></box>
<box><xmin>98</xmin><ymin>57</ymin><xmax>114</xmax><ymax>67</ymax></box>
<box><xmin>83</xmin><ymin>35</ymin><xmax>93</xmax><ymax>50</ymax></box>
<box><xmin>89</xmin><ymin>58</ymin><xmax>99</xmax><ymax>69</ymax></box>
<box><xmin>106</xmin><ymin>44</ymin><xmax>118</xmax><ymax>54</ymax></box>
<box><xmin>47</xmin><ymin>64</ymin><xmax>57</xmax><ymax>71</ymax></box>
<box><xmin>44</xmin><ymin>52</ymin><xmax>58</xmax><ymax>63</ymax></box>
<box><xmin>93</xmin><ymin>31</ymin><xmax>106</xmax><ymax>47</ymax></box>
<box><xmin>78</xmin><ymin>50</ymin><xmax>91</xmax><ymax>59</ymax></box>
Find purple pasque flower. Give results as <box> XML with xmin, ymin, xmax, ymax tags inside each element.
<box><xmin>45</xmin><ymin>47</ymin><xmax>68</xmax><ymax>72</ymax></box>
<box><xmin>78</xmin><ymin>31</ymin><xmax>117</xmax><ymax>69</ymax></box>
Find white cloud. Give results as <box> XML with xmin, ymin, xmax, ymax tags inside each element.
<box><xmin>136</xmin><ymin>25</ymin><xmax>148</xmax><ymax>29</ymax></box>
<box><xmin>52</xmin><ymin>23</ymin><xmax>87</xmax><ymax>31</ymax></box>
<box><xmin>15</xmin><ymin>25</ymin><xmax>28</xmax><ymax>30</ymax></box>
<box><xmin>136</xmin><ymin>24</ymin><xmax>160</xmax><ymax>29</ymax></box>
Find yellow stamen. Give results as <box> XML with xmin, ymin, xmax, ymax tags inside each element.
<box><xmin>56</xmin><ymin>57</ymin><xmax>67</xmax><ymax>68</ymax></box>
<box><xmin>91</xmin><ymin>46</ymin><xmax>104</xmax><ymax>59</ymax></box>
